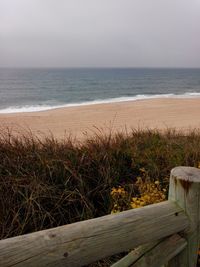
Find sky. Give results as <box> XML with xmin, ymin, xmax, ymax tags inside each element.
<box><xmin>0</xmin><ymin>0</ymin><xmax>200</xmax><ymax>68</ymax></box>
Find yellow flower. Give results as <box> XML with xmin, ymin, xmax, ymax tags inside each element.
<box><xmin>110</xmin><ymin>170</ymin><xmax>167</xmax><ymax>214</ymax></box>
<box><xmin>132</xmin><ymin>197</ymin><xmax>137</xmax><ymax>202</ymax></box>
<box><xmin>130</xmin><ymin>203</ymin><xmax>138</xmax><ymax>209</ymax></box>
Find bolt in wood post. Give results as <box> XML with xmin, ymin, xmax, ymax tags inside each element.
<box><xmin>168</xmin><ymin>166</ymin><xmax>200</xmax><ymax>267</ymax></box>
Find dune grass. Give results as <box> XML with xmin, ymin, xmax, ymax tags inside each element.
<box><xmin>1</xmin><ymin>128</ymin><xmax>200</xmax><ymax>242</ymax></box>
<box><xmin>1</xmin><ymin>128</ymin><xmax>200</xmax><ymax>265</ymax></box>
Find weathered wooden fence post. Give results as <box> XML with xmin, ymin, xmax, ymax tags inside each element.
<box><xmin>168</xmin><ymin>166</ymin><xmax>200</xmax><ymax>267</ymax></box>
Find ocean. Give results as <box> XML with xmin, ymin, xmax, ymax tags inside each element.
<box><xmin>0</xmin><ymin>68</ymin><xmax>200</xmax><ymax>113</ymax></box>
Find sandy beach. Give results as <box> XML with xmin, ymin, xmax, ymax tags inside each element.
<box><xmin>0</xmin><ymin>98</ymin><xmax>200</xmax><ymax>140</ymax></box>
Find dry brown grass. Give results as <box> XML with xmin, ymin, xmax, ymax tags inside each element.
<box><xmin>1</xmin><ymin>128</ymin><xmax>200</xmax><ymax>249</ymax></box>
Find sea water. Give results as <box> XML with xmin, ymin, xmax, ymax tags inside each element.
<box><xmin>0</xmin><ymin>68</ymin><xmax>200</xmax><ymax>113</ymax></box>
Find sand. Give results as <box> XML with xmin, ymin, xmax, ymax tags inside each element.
<box><xmin>0</xmin><ymin>98</ymin><xmax>200</xmax><ymax>140</ymax></box>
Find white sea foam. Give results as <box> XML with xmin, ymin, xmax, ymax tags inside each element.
<box><xmin>1</xmin><ymin>92</ymin><xmax>200</xmax><ymax>114</ymax></box>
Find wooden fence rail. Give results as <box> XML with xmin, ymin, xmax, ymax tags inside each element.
<box><xmin>0</xmin><ymin>166</ymin><xmax>200</xmax><ymax>267</ymax></box>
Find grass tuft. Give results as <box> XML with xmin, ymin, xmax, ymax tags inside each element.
<box><xmin>1</xmin><ymin>128</ymin><xmax>200</xmax><ymax>242</ymax></box>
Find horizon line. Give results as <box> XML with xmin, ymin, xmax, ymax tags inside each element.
<box><xmin>1</xmin><ymin>66</ymin><xmax>200</xmax><ymax>70</ymax></box>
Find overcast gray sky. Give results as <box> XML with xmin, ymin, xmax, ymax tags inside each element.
<box><xmin>0</xmin><ymin>0</ymin><xmax>200</xmax><ymax>68</ymax></box>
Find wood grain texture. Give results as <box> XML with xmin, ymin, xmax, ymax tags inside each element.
<box><xmin>168</xmin><ymin>166</ymin><xmax>200</xmax><ymax>267</ymax></box>
<box><xmin>0</xmin><ymin>201</ymin><xmax>188</xmax><ymax>267</ymax></box>
<box><xmin>167</xmin><ymin>250</ymin><xmax>187</xmax><ymax>267</ymax></box>
<box><xmin>131</xmin><ymin>234</ymin><xmax>187</xmax><ymax>267</ymax></box>
<box><xmin>112</xmin><ymin>235</ymin><xmax>186</xmax><ymax>267</ymax></box>
<box><xmin>111</xmin><ymin>241</ymin><xmax>159</xmax><ymax>267</ymax></box>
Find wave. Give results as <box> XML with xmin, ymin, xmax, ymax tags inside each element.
<box><xmin>1</xmin><ymin>92</ymin><xmax>200</xmax><ymax>114</ymax></box>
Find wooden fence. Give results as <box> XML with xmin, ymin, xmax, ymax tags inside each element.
<box><xmin>0</xmin><ymin>166</ymin><xmax>200</xmax><ymax>267</ymax></box>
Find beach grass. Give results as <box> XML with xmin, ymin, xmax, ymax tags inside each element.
<box><xmin>1</xmin><ymin>128</ymin><xmax>200</xmax><ymax>264</ymax></box>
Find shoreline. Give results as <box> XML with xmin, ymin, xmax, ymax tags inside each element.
<box><xmin>0</xmin><ymin>98</ymin><xmax>200</xmax><ymax>139</ymax></box>
<box><xmin>1</xmin><ymin>93</ymin><xmax>200</xmax><ymax>114</ymax></box>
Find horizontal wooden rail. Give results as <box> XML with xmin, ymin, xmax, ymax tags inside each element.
<box><xmin>0</xmin><ymin>200</ymin><xmax>189</xmax><ymax>267</ymax></box>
